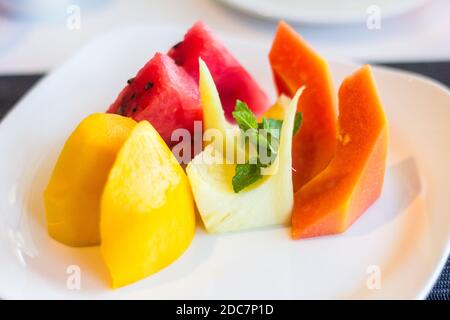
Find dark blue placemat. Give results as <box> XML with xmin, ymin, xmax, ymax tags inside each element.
<box><xmin>0</xmin><ymin>74</ymin><xmax>43</xmax><ymax>120</ymax></box>
<box><xmin>0</xmin><ymin>63</ymin><xmax>449</xmax><ymax>300</ymax></box>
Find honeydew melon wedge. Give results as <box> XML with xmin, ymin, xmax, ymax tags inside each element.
<box><xmin>198</xmin><ymin>59</ymin><xmax>244</xmax><ymax>163</ymax></box>
<box><xmin>199</xmin><ymin>59</ymin><xmax>234</xmax><ymax>136</ymax></box>
<box><xmin>186</xmin><ymin>61</ymin><xmax>303</xmax><ymax>233</ymax></box>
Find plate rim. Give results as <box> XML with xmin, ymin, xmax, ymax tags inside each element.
<box><xmin>215</xmin><ymin>0</ymin><xmax>431</xmax><ymax>25</ymax></box>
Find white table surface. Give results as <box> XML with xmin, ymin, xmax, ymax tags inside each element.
<box><xmin>0</xmin><ymin>0</ymin><xmax>449</xmax><ymax>74</ymax></box>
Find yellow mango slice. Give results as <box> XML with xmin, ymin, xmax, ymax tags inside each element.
<box><xmin>44</xmin><ymin>113</ymin><xmax>136</xmax><ymax>247</ymax></box>
<box><xmin>100</xmin><ymin>121</ymin><xmax>196</xmax><ymax>288</ymax></box>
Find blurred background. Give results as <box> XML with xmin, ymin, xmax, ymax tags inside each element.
<box><xmin>0</xmin><ymin>0</ymin><xmax>449</xmax><ymax>74</ymax></box>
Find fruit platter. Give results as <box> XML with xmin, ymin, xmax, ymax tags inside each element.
<box><xmin>0</xmin><ymin>22</ymin><xmax>449</xmax><ymax>299</ymax></box>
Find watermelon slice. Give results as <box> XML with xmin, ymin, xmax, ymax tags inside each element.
<box><xmin>168</xmin><ymin>21</ymin><xmax>270</xmax><ymax>121</ymax></box>
<box><xmin>107</xmin><ymin>52</ymin><xmax>202</xmax><ymax>147</ymax></box>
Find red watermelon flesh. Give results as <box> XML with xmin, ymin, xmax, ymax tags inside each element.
<box><xmin>168</xmin><ymin>21</ymin><xmax>270</xmax><ymax>121</ymax></box>
<box><xmin>107</xmin><ymin>52</ymin><xmax>202</xmax><ymax>147</ymax></box>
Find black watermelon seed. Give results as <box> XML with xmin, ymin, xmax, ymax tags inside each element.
<box><xmin>172</xmin><ymin>41</ymin><xmax>183</xmax><ymax>49</ymax></box>
<box><xmin>127</xmin><ymin>77</ymin><xmax>135</xmax><ymax>84</ymax></box>
<box><xmin>144</xmin><ymin>82</ymin><xmax>154</xmax><ymax>90</ymax></box>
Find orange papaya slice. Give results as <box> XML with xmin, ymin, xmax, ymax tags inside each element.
<box><xmin>292</xmin><ymin>65</ymin><xmax>388</xmax><ymax>239</ymax></box>
<box><xmin>269</xmin><ymin>21</ymin><xmax>337</xmax><ymax>191</ymax></box>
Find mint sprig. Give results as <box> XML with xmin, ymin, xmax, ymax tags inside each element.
<box><xmin>231</xmin><ymin>101</ymin><xmax>302</xmax><ymax>193</ymax></box>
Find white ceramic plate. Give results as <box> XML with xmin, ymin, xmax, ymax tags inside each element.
<box><xmin>0</xmin><ymin>25</ymin><xmax>449</xmax><ymax>299</ymax></box>
<box><xmin>217</xmin><ymin>0</ymin><xmax>430</xmax><ymax>25</ymax></box>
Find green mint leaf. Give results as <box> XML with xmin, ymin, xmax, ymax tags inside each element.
<box><xmin>260</xmin><ymin>112</ymin><xmax>302</xmax><ymax>141</ymax></box>
<box><xmin>232</xmin><ymin>100</ymin><xmax>258</xmax><ymax>131</ymax></box>
<box><xmin>262</xmin><ymin>118</ymin><xmax>283</xmax><ymax>131</ymax></box>
<box><xmin>257</xmin><ymin>129</ymin><xmax>277</xmax><ymax>155</ymax></box>
<box><xmin>293</xmin><ymin>112</ymin><xmax>303</xmax><ymax>135</ymax></box>
<box><xmin>261</xmin><ymin>117</ymin><xmax>283</xmax><ymax>141</ymax></box>
<box><xmin>232</xmin><ymin>162</ymin><xmax>263</xmax><ymax>193</ymax></box>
